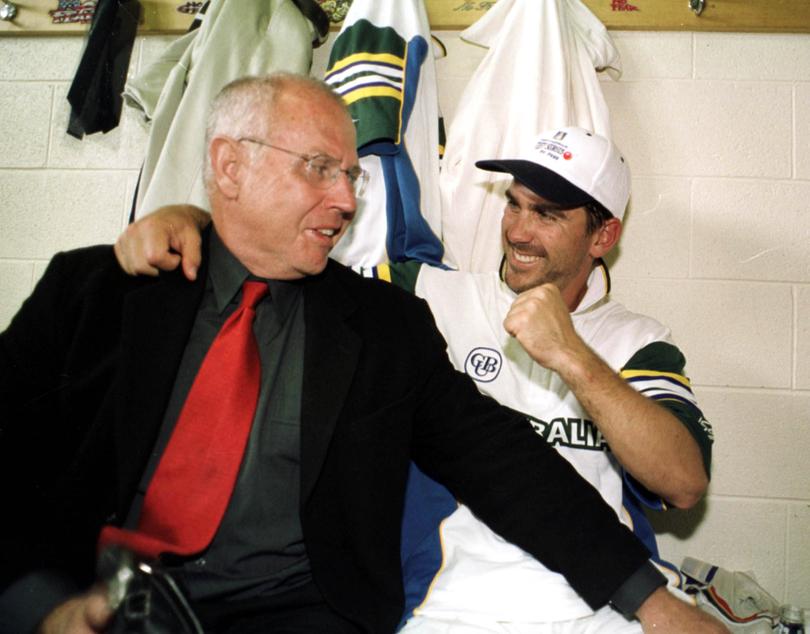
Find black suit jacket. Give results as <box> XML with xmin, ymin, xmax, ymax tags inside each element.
<box><xmin>0</xmin><ymin>238</ymin><xmax>650</xmax><ymax>632</ymax></box>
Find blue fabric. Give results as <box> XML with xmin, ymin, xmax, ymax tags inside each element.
<box><xmin>398</xmin><ymin>463</ymin><xmax>456</xmax><ymax>629</ymax></box>
<box><xmin>379</xmin><ymin>151</ymin><xmax>444</xmax><ymax>266</ymax></box>
<box><xmin>621</xmin><ymin>480</ymin><xmax>681</xmax><ymax>584</ymax></box>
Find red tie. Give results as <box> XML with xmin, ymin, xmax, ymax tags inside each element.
<box><xmin>100</xmin><ymin>280</ymin><xmax>268</xmax><ymax>559</ymax></box>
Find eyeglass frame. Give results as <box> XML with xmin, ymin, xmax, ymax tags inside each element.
<box><xmin>236</xmin><ymin>136</ymin><xmax>368</xmax><ymax>197</ymax></box>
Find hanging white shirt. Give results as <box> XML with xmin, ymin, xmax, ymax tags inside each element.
<box><xmin>440</xmin><ymin>0</ymin><xmax>621</xmax><ymax>272</ymax></box>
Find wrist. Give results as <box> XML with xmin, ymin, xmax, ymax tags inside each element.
<box><xmin>550</xmin><ymin>341</ymin><xmax>599</xmax><ymax>384</ymax></box>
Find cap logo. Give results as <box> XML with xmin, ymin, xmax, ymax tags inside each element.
<box><xmin>534</xmin><ymin>139</ymin><xmax>567</xmax><ymax>161</ymax></box>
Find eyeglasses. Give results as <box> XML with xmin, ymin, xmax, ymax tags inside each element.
<box><xmin>237</xmin><ymin>137</ymin><xmax>368</xmax><ymax>197</ymax></box>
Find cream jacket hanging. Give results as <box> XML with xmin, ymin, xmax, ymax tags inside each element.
<box><xmin>124</xmin><ymin>0</ymin><xmax>315</xmax><ymax>218</ymax></box>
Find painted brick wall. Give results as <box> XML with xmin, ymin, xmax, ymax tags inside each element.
<box><xmin>1</xmin><ymin>28</ymin><xmax>808</xmax><ymax>607</ymax></box>
<box><xmin>603</xmin><ymin>32</ymin><xmax>810</xmax><ymax>607</ymax></box>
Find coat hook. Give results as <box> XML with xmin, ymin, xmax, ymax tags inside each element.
<box><xmin>689</xmin><ymin>0</ymin><xmax>706</xmax><ymax>16</ymax></box>
<box><xmin>0</xmin><ymin>1</ymin><xmax>18</xmax><ymax>21</ymax></box>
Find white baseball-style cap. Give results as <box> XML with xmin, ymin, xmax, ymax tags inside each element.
<box><xmin>475</xmin><ymin>126</ymin><xmax>631</xmax><ymax>221</ymax></box>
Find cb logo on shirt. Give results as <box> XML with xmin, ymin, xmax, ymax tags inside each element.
<box><xmin>464</xmin><ymin>347</ymin><xmax>502</xmax><ymax>383</ymax></box>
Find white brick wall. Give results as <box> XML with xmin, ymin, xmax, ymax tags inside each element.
<box><xmin>0</xmin><ymin>27</ymin><xmax>808</xmax><ymax>607</ymax></box>
<box><xmin>602</xmin><ymin>32</ymin><xmax>810</xmax><ymax>607</ymax></box>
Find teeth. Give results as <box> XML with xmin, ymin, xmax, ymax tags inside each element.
<box><xmin>513</xmin><ymin>251</ymin><xmax>539</xmax><ymax>263</ymax></box>
<box><xmin>318</xmin><ymin>229</ymin><xmax>336</xmax><ymax>237</ymax></box>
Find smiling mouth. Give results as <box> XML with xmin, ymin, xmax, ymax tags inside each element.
<box><xmin>508</xmin><ymin>244</ymin><xmax>543</xmax><ymax>265</ymax></box>
<box><xmin>513</xmin><ymin>252</ymin><xmax>540</xmax><ymax>264</ymax></box>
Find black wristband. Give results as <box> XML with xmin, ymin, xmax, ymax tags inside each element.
<box><xmin>609</xmin><ymin>560</ymin><xmax>667</xmax><ymax>618</ymax></box>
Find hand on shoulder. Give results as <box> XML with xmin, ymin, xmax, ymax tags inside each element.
<box><xmin>114</xmin><ymin>204</ymin><xmax>210</xmax><ymax>281</ymax></box>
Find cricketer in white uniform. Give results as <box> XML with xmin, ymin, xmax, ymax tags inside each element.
<box><xmin>361</xmin><ymin>127</ymin><xmax>714</xmax><ymax>633</ymax></box>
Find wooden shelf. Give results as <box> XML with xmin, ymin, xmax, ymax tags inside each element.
<box><xmin>2</xmin><ymin>0</ymin><xmax>810</xmax><ymax>35</ymax></box>
<box><xmin>427</xmin><ymin>0</ymin><xmax>810</xmax><ymax>32</ymax></box>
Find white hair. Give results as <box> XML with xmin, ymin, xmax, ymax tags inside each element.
<box><xmin>203</xmin><ymin>72</ymin><xmax>348</xmax><ymax>189</ymax></box>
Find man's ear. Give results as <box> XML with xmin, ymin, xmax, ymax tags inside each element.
<box><xmin>209</xmin><ymin>137</ymin><xmax>242</xmax><ymax>199</ymax></box>
<box><xmin>589</xmin><ymin>217</ymin><xmax>622</xmax><ymax>258</ymax></box>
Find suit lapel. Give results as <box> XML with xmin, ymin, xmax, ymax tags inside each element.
<box><xmin>113</xmin><ymin>252</ymin><xmax>360</xmax><ymax>511</ymax></box>
<box><xmin>114</xmin><ymin>264</ymin><xmax>207</xmax><ymax>514</ymax></box>
<box><xmin>300</xmin><ymin>262</ymin><xmax>361</xmax><ymax>503</ymax></box>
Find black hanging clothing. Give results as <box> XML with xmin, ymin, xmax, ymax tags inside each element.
<box><xmin>67</xmin><ymin>0</ymin><xmax>141</xmax><ymax>139</ymax></box>
<box><xmin>292</xmin><ymin>0</ymin><xmax>329</xmax><ymax>47</ymax></box>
